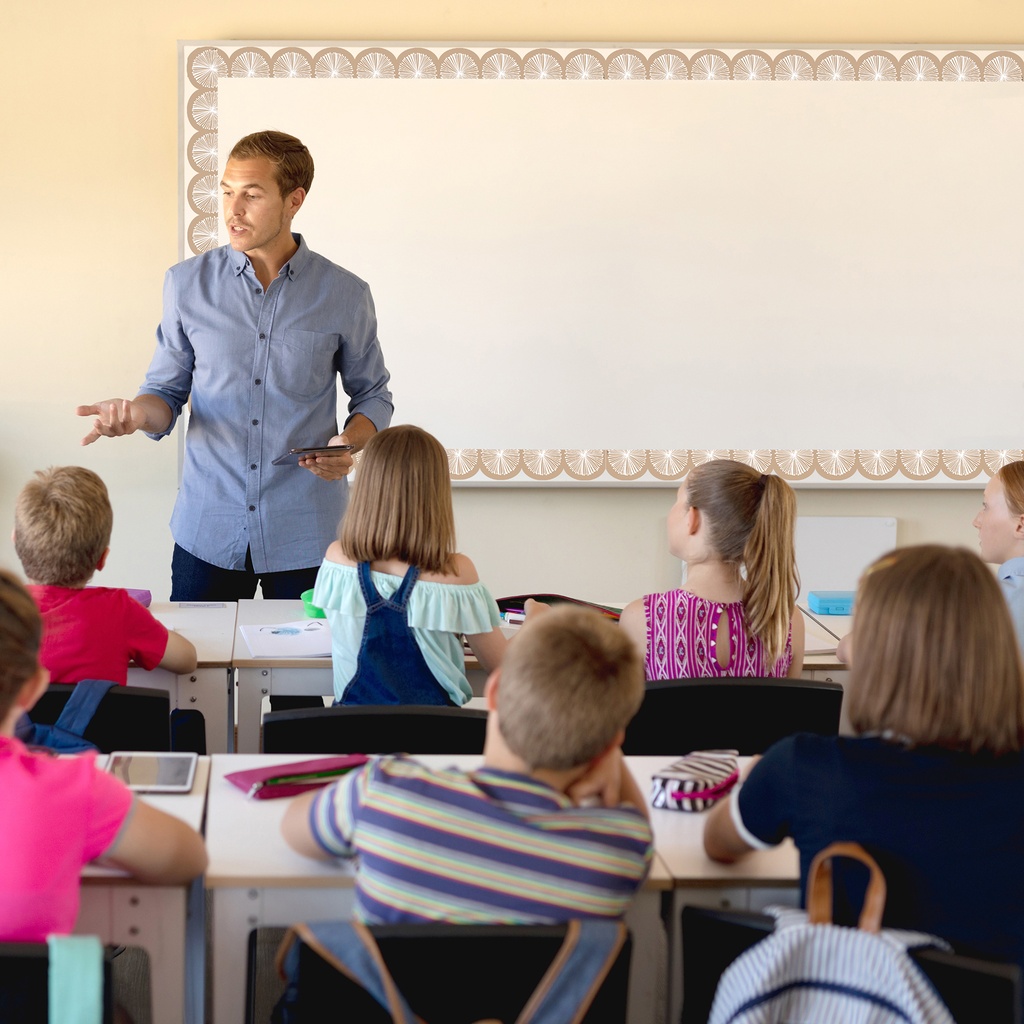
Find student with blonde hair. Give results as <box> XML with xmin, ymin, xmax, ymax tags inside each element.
<box><xmin>312</xmin><ymin>424</ymin><xmax>506</xmax><ymax>705</ymax></box>
<box><xmin>705</xmin><ymin>545</ymin><xmax>1024</xmax><ymax>977</ymax></box>
<box><xmin>619</xmin><ymin>459</ymin><xmax>803</xmax><ymax>679</ymax></box>
<box><xmin>14</xmin><ymin>466</ymin><xmax>196</xmax><ymax>684</ymax></box>
<box><xmin>0</xmin><ymin>569</ymin><xmax>207</xmax><ymax>941</ymax></box>
<box><xmin>973</xmin><ymin>460</ymin><xmax>1024</xmax><ymax>650</ymax></box>
<box><xmin>282</xmin><ymin>605</ymin><xmax>652</xmax><ymax>923</ymax></box>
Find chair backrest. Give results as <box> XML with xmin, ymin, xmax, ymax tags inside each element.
<box><xmin>261</xmin><ymin>705</ymin><xmax>489</xmax><ymax>755</ymax></box>
<box><xmin>680</xmin><ymin>905</ymin><xmax>1022</xmax><ymax>1024</ymax></box>
<box><xmin>0</xmin><ymin>942</ymin><xmax>115</xmax><ymax>1024</ymax></box>
<box><xmin>29</xmin><ymin>683</ymin><xmax>171</xmax><ymax>753</ymax></box>
<box><xmin>622</xmin><ymin>676</ymin><xmax>844</xmax><ymax>755</ymax></box>
<box><xmin>264</xmin><ymin>923</ymin><xmax>631</xmax><ymax>1024</ymax></box>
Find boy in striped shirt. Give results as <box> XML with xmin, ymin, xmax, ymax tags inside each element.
<box><xmin>281</xmin><ymin>605</ymin><xmax>653</xmax><ymax>923</ymax></box>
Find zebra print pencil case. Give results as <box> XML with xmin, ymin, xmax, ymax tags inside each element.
<box><xmin>649</xmin><ymin>750</ymin><xmax>740</xmax><ymax>812</ymax></box>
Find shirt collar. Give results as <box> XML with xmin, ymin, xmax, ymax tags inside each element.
<box><xmin>999</xmin><ymin>556</ymin><xmax>1024</xmax><ymax>579</ymax></box>
<box><xmin>228</xmin><ymin>233</ymin><xmax>309</xmax><ymax>280</ymax></box>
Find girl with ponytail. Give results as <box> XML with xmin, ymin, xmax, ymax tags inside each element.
<box><xmin>620</xmin><ymin>459</ymin><xmax>803</xmax><ymax>678</ymax></box>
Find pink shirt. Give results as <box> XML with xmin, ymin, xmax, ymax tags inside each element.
<box><xmin>0</xmin><ymin>736</ymin><xmax>134</xmax><ymax>940</ymax></box>
<box><xmin>29</xmin><ymin>585</ymin><xmax>169</xmax><ymax>685</ymax></box>
<box><xmin>642</xmin><ymin>589</ymin><xmax>793</xmax><ymax>680</ymax></box>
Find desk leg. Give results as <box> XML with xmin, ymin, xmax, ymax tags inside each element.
<box><xmin>78</xmin><ymin>885</ymin><xmax>191</xmax><ymax>1024</ymax></box>
<box><xmin>235</xmin><ymin>668</ymin><xmax>269</xmax><ymax>755</ymax></box>
<box><xmin>624</xmin><ymin>888</ymin><xmax>667</xmax><ymax>1024</ymax></box>
<box><xmin>211</xmin><ymin>886</ymin><xmax>357</xmax><ymax>1024</ymax></box>
<box><xmin>178</xmin><ymin>667</ymin><xmax>234</xmax><ymax>754</ymax></box>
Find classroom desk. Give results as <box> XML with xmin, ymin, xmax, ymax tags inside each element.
<box><xmin>78</xmin><ymin>756</ymin><xmax>211</xmax><ymax>1024</ymax></box>
<box><xmin>128</xmin><ymin>601</ymin><xmax>238</xmax><ymax>753</ymax></box>
<box><xmin>232</xmin><ymin>600</ymin><xmax>493</xmax><ymax>753</ymax></box>
<box><xmin>205</xmin><ymin>753</ymin><xmax>671</xmax><ymax>1024</ymax></box>
<box><xmin>626</xmin><ymin>756</ymin><xmax>801</xmax><ymax>1024</ymax></box>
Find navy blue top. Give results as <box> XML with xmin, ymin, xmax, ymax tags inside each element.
<box><xmin>735</xmin><ymin>734</ymin><xmax>1024</xmax><ymax>971</ymax></box>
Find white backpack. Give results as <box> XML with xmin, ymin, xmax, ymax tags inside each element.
<box><xmin>709</xmin><ymin>842</ymin><xmax>955</xmax><ymax>1024</ymax></box>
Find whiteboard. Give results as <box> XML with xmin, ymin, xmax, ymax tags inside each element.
<box><xmin>181</xmin><ymin>43</ymin><xmax>1024</xmax><ymax>485</ymax></box>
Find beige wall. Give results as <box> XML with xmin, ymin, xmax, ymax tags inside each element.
<box><xmin>2</xmin><ymin>2</ymin><xmax>1014</xmax><ymax>598</ymax></box>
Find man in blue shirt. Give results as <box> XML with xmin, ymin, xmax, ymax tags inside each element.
<box><xmin>77</xmin><ymin>131</ymin><xmax>393</xmax><ymax>601</ymax></box>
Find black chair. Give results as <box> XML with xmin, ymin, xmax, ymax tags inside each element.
<box><xmin>680</xmin><ymin>905</ymin><xmax>1022</xmax><ymax>1024</ymax></box>
<box><xmin>28</xmin><ymin>683</ymin><xmax>171</xmax><ymax>753</ymax></box>
<box><xmin>261</xmin><ymin>705</ymin><xmax>489</xmax><ymax>754</ymax></box>
<box><xmin>0</xmin><ymin>941</ymin><xmax>116</xmax><ymax>1024</ymax></box>
<box><xmin>258</xmin><ymin>923</ymin><xmax>631</xmax><ymax>1024</ymax></box>
<box><xmin>622</xmin><ymin>677</ymin><xmax>844</xmax><ymax>755</ymax></box>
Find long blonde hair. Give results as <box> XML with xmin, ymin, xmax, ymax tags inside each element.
<box><xmin>338</xmin><ymin>425</ymin><xmax>457</xmax><ymax>575</ymax></box>
<box><xmin>848</xmin><ymin>545</ymin><xmax>1024</xmax><ymax>754</ymax></box>
<box><xmin>685</xmin><ymin>459</ymin><xmax>799</xmax><ymax>667</ymax></box>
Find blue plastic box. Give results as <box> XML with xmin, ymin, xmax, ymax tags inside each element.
<box><xmin>807</xmin><ymin>590</ymin><xmax>855</xmax><ymax>615</ymax></box>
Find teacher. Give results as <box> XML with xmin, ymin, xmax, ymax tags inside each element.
<box><xmin>78</xmin><ymin>131</ymin><xmax>393</xmax><ymax>601</ymax></box>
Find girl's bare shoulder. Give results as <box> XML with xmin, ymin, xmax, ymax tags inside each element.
<box><xmin>419</xmin><ymin>552</ymin><xmax>481</xmax><ymax>586</ymax></box>
<box><xmin>324</xmin><ymin>541</ymin><xmax>356</xmax><ymax>567</ymax></box>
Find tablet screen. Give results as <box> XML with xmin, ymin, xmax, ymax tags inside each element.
<box><xmin>106</xmin><ymin>752</ymin><xmax>198</xmax><ymax>793</ymax></box>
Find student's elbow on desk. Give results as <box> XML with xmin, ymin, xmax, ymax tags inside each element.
<box><xmin>281</xmin><ymin>791</ymin><xmax>337</xmax><ymax>862</ymax></box>
<box><xmin>703</xmin><ymin>799</ymin><xmax>754</xmax><ymax>864</ymax></box>
<box><xmin>160</xmin><ymin>631</ymin><xmax>198</xmax><ymax>674</ymax></box>
<box><xmin>103</xmin><ymin>800</ymin><xmax>207</xmax><ymax>884</ymax></box>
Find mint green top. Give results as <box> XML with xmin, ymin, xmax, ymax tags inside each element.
<box><xmin>312</xmin><ymin>559</ymin><xmax>502</xmax><ymax>705</ymax></box>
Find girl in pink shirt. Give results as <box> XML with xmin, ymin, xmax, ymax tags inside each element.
<box><xmin>0</xmin><ymin>569</ymin><xmax>207</xmax><ymax>942</ymax></box>
<box><xmin>620</xmin><ymin>459</ymin><xmax>804</xmax><ymax>680</ymax></box>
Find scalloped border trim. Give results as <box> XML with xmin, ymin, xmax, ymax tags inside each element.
<box><xmin>182</xmin><ymin>44</ymin><xmax>1024</xmax><ymax>483</ymax></box>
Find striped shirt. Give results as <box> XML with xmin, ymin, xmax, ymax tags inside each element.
<box><xmin>308</xmin><ymin>756</ymin><xmax>653</xmax><ymax>924</ymax></box>
<box><xmin>643</xmin><ymin>589</ymin><xmax>792</xmax><ymax>680</ymax></box>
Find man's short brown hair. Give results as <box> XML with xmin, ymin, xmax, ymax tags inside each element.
<box><xmin>14</xmin><ymin>467</ymin><xmax>113</xmax><ymax>587</ymax></box>
<box><xmin>496</xmin><ymin>606</ymin><xmax>645</xmax><ymax>770</ymax></box>
<box><xmin>848</xmin><ymin>545</ymin><xmax>1024</xmax><ymax>754</ymax></box>
<box><xmin>0</xmin><ymin>570</ymin><xmax>42</xmax><ymax>721</ymax></box>
<box><xmin>228</xmin><ymin>130</ymin><xmax>314</xmax><ymax>197</ymax></box>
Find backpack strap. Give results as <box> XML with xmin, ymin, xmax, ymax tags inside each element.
<box><xmin>516</xmin><ymin>920</ymin><xmax>627</xmax><ymax>1024</ymax></box>
<box><xmin>47</xmin><ymin>934</ymin><xmax>103</xmax><ymax>1024</ymax></box>
<box><xmin>806</xmin><ymin>841</ymin><xmax>886</xmax><ymax>933</ymax></box>
<box><xmin>276</xmin><ymin>921</ymin><xmax>422</xmax><ymax>1024</ymax></box>
<box><xmin>53</xmin><ymin>679</ymin><xmax>117</xmax><ymax>738</ymax></box>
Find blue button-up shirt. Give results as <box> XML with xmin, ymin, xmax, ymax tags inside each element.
<box><xmin>139</xmin><ymin>235</ymin><xmax>393</xmax><ymax>574</ymax></box>
<box><xmin>998</xmin><ymin>556</ymin><xmax>1024</xmax><ymax>655</ymax></box>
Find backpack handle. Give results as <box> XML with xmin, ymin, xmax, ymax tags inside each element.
<box><xmin>806</xmin><ymin>841</ymin><xmax>886</xmax><ymax>933</ymax></box>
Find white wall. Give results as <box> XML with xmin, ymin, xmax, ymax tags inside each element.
<box><xmin>1</xmin><ymin>0</ymin><xmax>1012</xmax><ymax>599</ymax></box>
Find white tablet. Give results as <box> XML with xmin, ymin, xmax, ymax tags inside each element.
<box><xmin>106</xmin><ymin>752</ymin><xmax>198</xmax><ymax>793</ymax></box>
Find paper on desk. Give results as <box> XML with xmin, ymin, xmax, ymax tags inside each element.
<box><xmin>240</xmin><ymin>620</ymin><xmax>332</xmax><ymax>658</ymax></box>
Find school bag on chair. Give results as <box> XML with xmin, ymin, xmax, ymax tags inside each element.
<box><xmin>272</xmin><ymin>918</ymin><xmax>629</xmax><ymax>1024</ymax></box>
<box><xmin>709</xmin><ymin>841</ymin><xmax>956</xmax><ymax>1024</ymax></box>
<box><xmin>15</xmin><ymin>679</ymin><xmax>115</xmax><ymax>754</ymax></box>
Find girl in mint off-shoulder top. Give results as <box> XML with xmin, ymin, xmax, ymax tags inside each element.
<box><xmin>312</xmin><ymin>425</ymin><xmax>507</xmax><ymax>706</ymax></box>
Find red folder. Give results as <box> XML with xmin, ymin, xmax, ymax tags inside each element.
<box><xmin>224</xmin><ymin>755</ymin><xmax>369</xmax><ymax>799</ymax></box>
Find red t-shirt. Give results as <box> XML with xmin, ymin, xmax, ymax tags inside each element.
<box><xmin>0</xmin><ymin>735</ymin><xmax>134</xmax><ymax>940</ymax></box>
<box><xmin>28</xmin><ymin>585</ymin><xmax>169</xmax><ymax>685</ymax></box>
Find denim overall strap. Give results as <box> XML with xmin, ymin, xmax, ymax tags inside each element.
<box><xmin>340</xmin><ymin>563</ymin><xmax>452</xmax><ymax>706</ymax></box>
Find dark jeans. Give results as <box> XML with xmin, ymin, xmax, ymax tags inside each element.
<box><xmin>171</xmin><ymin>545</ymin><xmax>322</xmax><ymax>711</ymax></box>
<box><xmin>170</xmin><ymin>544</ymin><xmax>319</xmax><ymax>602</ymax></box>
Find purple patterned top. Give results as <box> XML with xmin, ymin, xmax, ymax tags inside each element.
<box><xmin>642</xmin><ymin>589</ymin><xmax>793</xmax><ymax>680</ymax></box>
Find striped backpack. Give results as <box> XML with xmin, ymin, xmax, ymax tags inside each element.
<box><xmin>709</xmin><ymin>842</ymin><xmax>955</xmax><ymax>1024</ymax></box>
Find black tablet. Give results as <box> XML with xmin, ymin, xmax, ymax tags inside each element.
<box><xmin>271</xmin><ymin>444</ymin><xmax>354</xmax><ymax>466</ymax></box>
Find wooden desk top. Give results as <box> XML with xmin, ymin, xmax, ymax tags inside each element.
<box><xmin>625</xmin><ymin>756</ymin><xmax>799</xmax><ymax>889</ymax></box>
<box><xmin>206</xmin><ymin>754</ymin><xmax>768</xmax><ymax>892</ymax></box>
<box><xmin>149</xmin><ymin>602</ymin><xmax>238</xmax><ymax>668</ymax></box>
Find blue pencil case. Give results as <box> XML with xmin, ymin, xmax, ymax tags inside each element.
<box><xmin>807</xmin><ymin>591</ymin><xmax>855</xmax><ymax>615</ymax></box>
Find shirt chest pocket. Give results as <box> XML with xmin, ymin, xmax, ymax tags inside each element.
<box><xmin>275</xmin><ymin>329</ymin><xmax>340</xmax><ymax>398</ymax></box>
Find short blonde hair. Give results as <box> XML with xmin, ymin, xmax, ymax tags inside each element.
<box><xmin>14</xmin><ymin>467</ymin><xmax>113</xmax><ymax>587</ymax></box>
<box><xmin>848</xmin><ymin>545</ymin><xmax>1024</xmax><ymax>754</ymax></box>
<box><xmin>339</xmin><ymin>425</ymin><xmax>457</xmax><ymax>575</ymax></box>
<box><xmin>0</xmin><ymin>570</ymin><xmax>42</xmax><ymax>720</ymax></box>
<box><xmin>497</xmin><ymin>606</ymin><xmax>645</xmax><ymax>770</ymax></box>
<box><xmin>686</xmin><ymin>459</ymin><xmax>799</xmax><ymax>667</ymax></box>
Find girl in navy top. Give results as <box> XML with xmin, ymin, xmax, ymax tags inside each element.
<box><xmin>705</xmin><ymin>545</ymin><xmax>1024</xmax><ymax>978</ymax></box>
